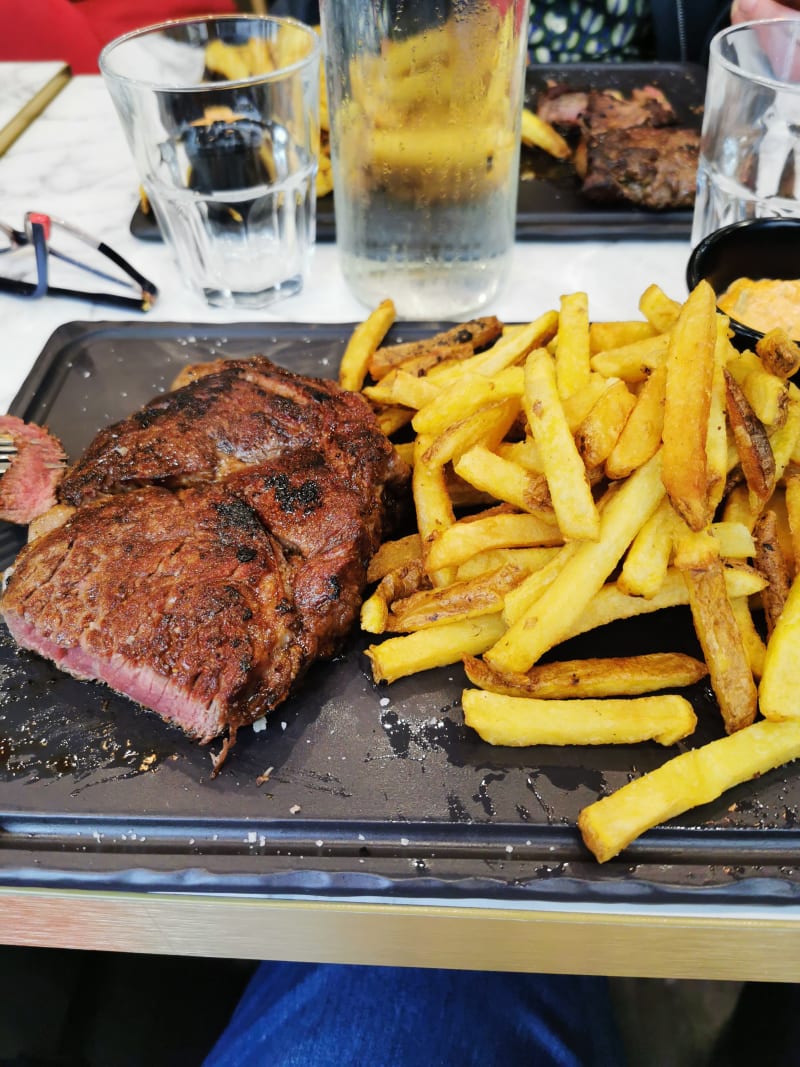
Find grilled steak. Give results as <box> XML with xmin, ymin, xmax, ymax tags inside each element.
<box><xmin>1</xmin><ymin>357</ymin><xmax>409</xmax><ymax>769</ymax></box>
<box><xmin>576</xmin><ymin>125</ymin><xmax>700</xmax><ymax>210</ymax></box>
<box><xmin>534</xmin><ymin>80</ymin><xmax>698</xmax><ymax>211</ymax></box>
<box><xmin>0</xmin><ymin>415</ymin><xmax>66</xmax><ymax>525</ymax></box>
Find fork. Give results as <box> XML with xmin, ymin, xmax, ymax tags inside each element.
<box><xmin>0</xmin><ymin>432</ymin><xmax>16</xmax><ymax>476</ymax></box>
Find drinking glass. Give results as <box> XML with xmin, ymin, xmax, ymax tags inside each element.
<box><xmin>693</xmin><ymin>18</ymin><xmax>800</xmax><ymax>247</ymax></box>
<box><xmin>100</xmin><ymin>15</ymin><xmax>320</xmax><ymax>309</ymax></box>
<box><xmin>320</xmin><ymin>0</ymin><xmax>529</xmax><ymax>319</ymax></box>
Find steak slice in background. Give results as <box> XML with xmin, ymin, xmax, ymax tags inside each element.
<box><xmin>576</xmin><ymin>125</ymin><xmax>701</xmax><ymax>209</ymax></box>
<box><xmin>0</xmin><ymin>415</ymin><xmax>66</xmax><ymax>525</ymax></box>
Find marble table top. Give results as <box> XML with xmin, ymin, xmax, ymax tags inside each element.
<box><xmin>0</xmin><ymin>72</ymin><xmax>694</xmax><ymax>416</ymax></box>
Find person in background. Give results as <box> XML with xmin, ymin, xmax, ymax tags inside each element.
<box><xmin>0</xmin><ymin>0</ymin><xmax>238</xmax><ymax>73</ymax></box>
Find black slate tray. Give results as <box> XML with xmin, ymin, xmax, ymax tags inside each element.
<box><xmin>3</xmin><ymin>320</ymin><xmax>800</xmax><ymax>903</ymax></box>
<box><xmin>132</xmin><ymin>62</ymin><xmax>705</xmax><ymax>245</ymax></box>
<box><xmin>518</xmin><ymin>61</ymin><xmax>706</xmax><ymax>239</ymax></box>
<box><xmin>131</xmin><ymin>193</ymin><xmax>337</xmax><ymax>243</ymax></box>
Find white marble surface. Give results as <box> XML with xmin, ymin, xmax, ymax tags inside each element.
<box><xmin>0</xmin><ymin>74</ymin><xmax>693</xmax><ymax>415</ymax></box>
<box><xmin>0</xmin><ymin>61</ymin><xmax>69</xmax><ymax>135</ymax></box>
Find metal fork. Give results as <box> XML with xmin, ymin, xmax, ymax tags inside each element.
<box><xmin>0</xmin><ymin>432</ymin><xmax>16</xmax><ymax>476</ymax></box>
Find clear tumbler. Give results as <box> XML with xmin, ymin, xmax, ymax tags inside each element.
<box><xmin>320</xmin><ymin>0</ymin><xmax>529</xmax><ymax>319</ymax></box>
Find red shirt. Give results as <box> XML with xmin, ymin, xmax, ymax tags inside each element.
<box><xmin>0</xmin><ymin>0</ymin><xmax>238</xmax><ymax>74</ymax></box>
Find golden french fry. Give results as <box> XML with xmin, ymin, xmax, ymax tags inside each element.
<box><xmin>367</xmin><ymin>534</ymin><xmax>424</xmax><ymax>584</ymax></box>
<box><xmin>338</xmin><ymin>299</ymin><xmax>396</xmax><ymax>391</ymax></box>
<box><xmin>365</xmin><ymin>614</ymin><xmax>507</xmax><ymax>683</ymax></box>
<box><xmin>455</xmin><ymin>546</ymin><xmax>561</xmax><ymax>580</ymax></box>
<box><xmin>563</xmin><ymin>565</ymin><xmax>766</xmax><ymax>644</ymax></box>
<box><xmin>453</xmin><ymin>445</ymin><xmax>551</xmax><ymax>516</ymax></box>
<box><xmin>484</xmin><ymin>451</ymin><xmax>665</xmax><ymax>673</ymax></box>
<box><xmin>618</xmin><ymin>498</ymin><xmax>679</xmax><ymax>598</ymax></box>
<box><xmin>422</xmin><ymin>397</ymin><xmax>520</xmax><ymax>468</ymax></box>
<box><xmin>367</xmin><ymin>318</ymin><xmax>502</xmax><ymax>380</ymax></box>
<box><xmin>388</xmin><ymin>564</ymin><xmax>525</xmax><ymax>631</ymax></box>
<box><xmin>674</xmin><ymin>530</ymin><xmax>757</xmax><ymax>733</ymax></box>
<box><xmin>429</xmin><ymin>311</ymin><xmax>559</xmax><ymax>388</ymax></box>
<box><xmin>425</xmin><ymin>510</ymin><xmax>562</xmax><ymax>572</ymax></box>
<box><xmin>555</xmin><ymin>291</ymin><xmax>591</xmax><ymax>398</ymax></box>
<box><xmin>413</xmin><ymin>433</ymin><xmax>456</xmax><ymax>586</ymax></box>
<box><xmin>362</xmin><ymin>368</ymin><xmax>442</xmax><ymax>409</ymax></box>
<box><xmin>462</xmin><ymin>689</ymin><xmax>697</xmax><ymax>747</ymax></box>
<box><xmin>411</xmin><ymin>366</ymin><xmax>523</xmax><ymax>435</ymax></box>
<box><xmin>501</xmin><ymin>543</ymin><xmax>580</xmax><ymax>625</ymax></box>
<box><xmin>578</xmin><ymin>720</ymin><xmax>800</xmax><ymax>863</ymax></box>
<box><xmin>753</xmin><ymin>509</ymin><xmax>792</xmax><ymax>636</ymax></box>
<box><xmin>575</xmin><ymin>378</ymin><xmax>636</xmax><ymax>470</ymax></box>
<box><xmin>523</xmin><ymin>349</ymin><xmax>600</xmax><ymax>541</ymax></box>
<box><xmin>463</xmin><ymin>651</ymin><xmax>707</xmax><ymax>699</ymax></box>
<box><xmin>730</xmin><ymin>595</ymin><xmax>767</xmax><ymax>680</ymax></box>
<box><xmin>638</xmin><ymin>283</ymin><xmax>682</xmax><ymax>333</ymax></box>
<box><xmin>661</xmin><ymin>280</ymin><xmax>717</xmax><ymax>531</ymax></box>
<box><xmin>724</xmin><ymin>368</ymin><xmax>776</xmax><ymax>510</ymax></box>
<box><xmin>784</xmin><ymin>470</ymin><xmax>800</xmax><ymax>568</ymax></box>
<box><xmin>756</xmin><ymin>328</ymin><xmax>800</xmax><ymax>379</ymax></box>
<box><xmin>710</xmin><ymin>521</ymin><xmax>755</xmax><ymax>560</ymax></box>
<box><xmin>361</xmin><ymin>557</ymin><xmax>429</xmax><ymax>634</ymax></box>
<box><xmin>727</xmin><ymin>349</ymin><xmax>789</xmax><ymax>428</ymax></box>
<box><xmin>605</xmin><ymin>364</ymin><xmax>666</xmax><ymax>480</ymax></box>
<box><xmin>520</xmin><ymin>107</ymin><xmax>571</xmax><ymax>158</ymax></box>
<box><xmin>589</xmin><ymin>320</ymin><xmax>657</xmax><ymax>353</ymax></box>
<box><xmin>759</xmin><ymin>568</ymin><xmax>800</xmax><ymax>720</ymax></box>
<box><xmin>589</xmin><ymin>333</ymin><xmax>670</xmax><ymax>383</ymax></box>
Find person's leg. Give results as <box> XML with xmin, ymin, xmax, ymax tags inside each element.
<box><xmin>204</xmin><ymin>961</ymin><xmax>625</xmax><ymax>1066</ymax></box>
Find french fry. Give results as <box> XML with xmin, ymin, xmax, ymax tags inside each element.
<box><xmin>756</xmin><ymin>328</ymin><xmax>800</xmax><ymax>380</ymax></box>
<box><xmin>759</xmin><ymin>568</ymin><xmax>800</xmax><ymax>720</ymax></box>
<box><xmin>455</xmin><ymin>546</ymin><xmax>561</xmax><ymax>581</ymax></box>
<box><xmin>727</xmin><ymin>349</ymin><xmax>789</xmax><ymax>428</ymax></box>
<box><xmin>484</xmin><ymin>452</ymin><xmax>665</xmax><ymax>673</ymax></box>
<box><xmin>589</xmin><ymin>320</ymin><xmax>657</xmax><ymax>354</ymax></box>
<box><xmin>365</xmin><ymin>614</ymin><xmax>507</xmax><ymax>683</ymax></box>
<box><xmin>462</xmin><ymin>689</ymin><xmax>697</xmax><ymax>748</ymax></box>
<box><xmin>589</xmin><ymin>333</ymin><xmax>670</xmax><ymax>383</ymax></box>
<box><xmin>425</xmin><ymin>510</ymin><xmax>562</xmax><ymax>572</ymax></box>
<box><xmin>730</xmin><ymin>596</ymin><xmax>767</xmax><ymax>680</ymax></box>
<box><xmin>706</xmin><ymin>319</ymin><xmax>730</xmax><ymax>516</ymax></box>
<box><xmin>463</xmin><ymin>651</ymin><xmax>707</xmax><ymax>699</ymax></box>
<box><xmin>555</xmin><ymin>291</ymin><xmax>591</xmax><ymax>397</ymax></box>
<box><xmin>784</xmin><ymin>470</ymin><xmax>800</xmax><ymax>569</ymax></box>
<box><xmin>367</xmin><ymin>317</ymin><xmax>502</xmax><ymax>380</ymax></box>
<box><xmin>617</xmin><ymin>498</ymin><xmax>679</xmax><ymax>598</ymax></box>
<box><xmin>605</xmin><ymin>364</ymin><xmax>666</xmax><ymax>480</ymax></box>
<box><xmin>724</xmin><ymin>368</ymin><xmax>776</xmax><ymax>510</ymax></box>
<box><xmin>638</xmin><ymin>283</ymin><xmax>682</xmax><ymax>333</ymax></box>
<box><xmin>562</xmin><ymin>565</ymin><xmax>766</xmax><ymax>643</ymax></box>
<box><xmin>578</xmin><ymin>720</ymin><xmax>800</xmax><ymax>863</ymax></box>
<box><xmin>422</xmin><ymin>397</ymin><xmax>520</xmax><ymax>468</ymax></box>
<box><xmin>710</xmin><ymin>521</ymin><xmax>755</xmax><ymax>560</ymax></box>
<box><xmin>413</xmin><ymin>433</ymin><xmax>456</xmax><ymax>585</ymax></box>
<box><xmin>338</xmin><ymin>299</ymin><xmax>396</xmax><ymax>391</ymax></box>
<box><xmin>387</xmin><ymin>564</ymin><xmax>525</xmax><ymax>631</ymax></box>
<box><xmin>361</xmin><ymin>558</ymin><xmax>429</xmax><ymax>634</ymax></box>
<box><xmin>520</xmin><ymin>107</ymin><xmax>571</xmax><ymax>159</ymax></box>
<box><xmin>753</xmin><ymin>510</ymin><xmax>792</xmax><ymax>637</ymax></box>
<box><xmin>367</xmin><ymin>534</ymin><xmax>423</xmax><ymax>583</ymax></box>
<box><xmin>411</xmin><ymin>366</ymin><xmax>523</xmax><ymax>435</ymax></box>
<box><xmin>362</xmin><ymin>368</ymin><xmax>442</xmax><ymax>409</ymax></box>
<box><xmin>575</xmin><ymin>378</ymin><xmax>636</xmax><ymax>470</ymax></box>
<box><xmin>661</xmin><ymin>280</ymin><xmax>717</xmax><ymax>531</ymax></box>
<box><xmin>674</xmin><ymin>530</ymin><xmax>757</xmax><ymax>733</ymax></box>
<box><xmin>430</xmin><ymin>311</ymin><xmax>558</xmax><ymax>388</ymax></box>
<box><xmin>522</xmin><ymin>349</ymin><xmax>600</xmax><ymax>541</ymax></box>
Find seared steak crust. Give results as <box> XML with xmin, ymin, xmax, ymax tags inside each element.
<box><xmin>578</xmin><ymin>126</ymin><xmax>700</xmax><ymax>210</ymax></box>
<box><xmin>2</xmin><ymin>358</ymin><xmax>410</xmax><ymax>765</ymax></box>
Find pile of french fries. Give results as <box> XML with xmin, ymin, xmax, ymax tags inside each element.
<box><xmin>338</xmin><ymin>283</ymin><xmax>800</xmax><ymax>864</ymax></box>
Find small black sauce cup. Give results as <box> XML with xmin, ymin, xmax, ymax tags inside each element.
<box><xmin>686</xmin><ymin>217</ymin><xmax>800</xmax><ymax>350</ymax></box>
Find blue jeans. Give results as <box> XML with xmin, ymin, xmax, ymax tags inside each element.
<box><xmin>203</xmin><ymin>962</ymin><xmax>624</xmax><ymax>1066</ymax></box>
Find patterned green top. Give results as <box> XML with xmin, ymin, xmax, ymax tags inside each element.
<box><xmin>528</xmin><ymin>0</ymin><xmax>652</xmax><ymax>63</ymax></box>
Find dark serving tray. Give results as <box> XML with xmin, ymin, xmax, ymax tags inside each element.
<box><xmin>3</xmin><ymin>320</ymin><xmax>800</xmax><ymax>904</ymax></box>
<box><xmin>131</xmin><ymin>192</ymin><xmax>337</xmax><ymax>243</ymax></box>
<box><xmin>132</xmin><ymin>62</ymin><xmax>705</xmax><ymax>246</ymax></box>
<box><xmin>518</xmin><ymin>61</ymin><xmax>706</xmax><ymax>239</ymax></box>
